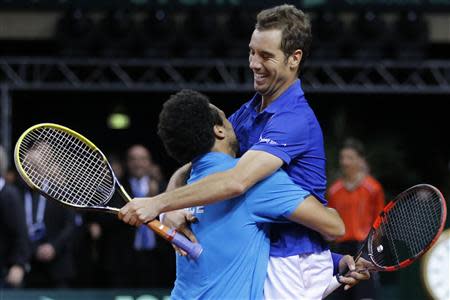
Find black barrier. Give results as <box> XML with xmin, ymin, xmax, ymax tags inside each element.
<box><xmin>0</xmin><ymin>289</ymin><xmax>171</xmax><ymax>300</ymax></box>
<box><xmin>1</xmin><ymin>0</ymin><xmax>450</xmax><ymax>11</ymax></box>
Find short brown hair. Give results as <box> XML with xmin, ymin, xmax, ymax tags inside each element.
<box><xmin>256</xmin><ymin>4</ymin><xmax>312</xmax><ymax>71</ymax></box>
<box><xmin>342</xmin><ymin>138</ymin><xmax>366</xmax><ymax>158</ymax></box>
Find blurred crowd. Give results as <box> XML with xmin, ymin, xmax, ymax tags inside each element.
<box><xmin>0</xmin><ymin>144</ymin><xmax>175</xmax><ymax>289</ymax></box>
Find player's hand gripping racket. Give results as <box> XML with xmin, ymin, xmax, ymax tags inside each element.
<box><xmin>14</xmin><ymin>123</ymin><xmax>203</xmax><ymax>259</ymax></box>
<box><xmin>323</xmin><ymin>184</ymin><xmax>447</xmax><ymax>298</ymax></box>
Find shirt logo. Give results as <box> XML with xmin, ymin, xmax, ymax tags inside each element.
<box><xmin>186</xmin><ymin>206</ymin><xmax>205</xmax><ymax>215</ymax></box>
<box><xmin>259</xmin><ymin>136</ymin><xmax>286</xmax><ymax>146</ymax></box>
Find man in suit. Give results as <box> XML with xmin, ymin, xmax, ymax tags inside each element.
<box><xmin>86</xmin><ymin>146</ymin><xmax>171</xmax><ymax>288</ymax></box>
<box><xmin>125</xmin><ymin>145</ymin><xmax>170</xmax><ymax>288</ymax></box>
<box><xmin>19</xmin><ymin>182</ymin><xmax>77</xmax><ymax>288</ymax></box>
<box><xmin>0</xmin><ymin>145</ymin><xmax>30</xmax><ymax>288</ymax></box>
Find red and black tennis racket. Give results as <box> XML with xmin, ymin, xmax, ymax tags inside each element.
<box><xmin>323</xmin><ymin>184</ymin><xmax>447</xmax><ymax>298</ymax></box>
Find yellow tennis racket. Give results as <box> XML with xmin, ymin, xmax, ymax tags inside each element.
<box><xmin>14</xmin><ymin>123</ymin><xmax>203</xmax><ymax>259</ymax></box>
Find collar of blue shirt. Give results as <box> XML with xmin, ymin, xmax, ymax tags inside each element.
<box><xmin>192</xmin><ymin>152</ymin><xmax>234</xmax><ymax>169</ymax></box>
<box><xmin>246</xmin><ymin>79</ymin><xmax>305</xmax><ymax>114</ymax></box>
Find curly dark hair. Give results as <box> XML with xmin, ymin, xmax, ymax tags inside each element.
<box><xmin>256</xmin><ymin>4</ymin><xmax>312</xmax><ymax>72</ymax></box>
<box><xmin>157</xmin><ymin>89</ymin><xmax>223</xmax><ymax>164</ymax></box>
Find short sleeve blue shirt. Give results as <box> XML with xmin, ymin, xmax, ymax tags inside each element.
<box><xmin>229</xmin><ymin>79</ymin><xmax>328</xmax><ymax>256</ymax></box>
<box><xmin>170</xmin><ymin>152</ymin><xmax>309</xmax><ymax>300</ymax></box>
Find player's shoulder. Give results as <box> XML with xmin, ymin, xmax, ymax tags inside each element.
<box><xmin>228</xmin><ymin>98</ymin><xmax>254</xmax><ymax>124</ymax></box>
<box><xmin>250</xmin><ymin>168</ymin><xmax>296</xmax><ymax>195</ymax></box>
<box><xmin>189</xmin><ymin>155</ymin><xmax>238</xmax><ymax>183</ymax></box>
<box><xmin>270</xmin><ymin>99</ymin><xmax>319</xmax><ymax>129</ymax></box>
<box><xmin>264</xmin><ymin>168</ymin><xmax>291</xmax><ymax>182</ymax></box>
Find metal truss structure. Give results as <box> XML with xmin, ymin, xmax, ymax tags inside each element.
<box><xmin>1</xmin><ymin>57</ymin><xmax>450</xmax><ymax>94</ymax></box>
<box><xmin>2</xmin><ymin>57</ymin><xmax>450</xmax><ymax>156</ymax></box>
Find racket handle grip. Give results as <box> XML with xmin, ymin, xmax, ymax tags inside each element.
<box><xmin>171</xmin><ymin>230</ymin><xmax>203</xmax><ymax>259</ymax></box>
<box><xmin>147</xmin><ymin>220</ymin><xmax>203</xmax><ymax>259</ymax></box>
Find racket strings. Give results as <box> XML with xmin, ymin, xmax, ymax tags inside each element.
<box><xmin>31</xmin><ymin>130</ymin><xmax>112</xmax><ymax>206</ymax></box>
<box><xmin>31</xmin><ymin>132</ymin><xmax>91</xmax><ymax>203</ymax></box>
<box><xmin>22</xmin><ymin>135</ymin><xmax>68</xmax><ymax>194</ymax></box>
<box><xmin>405</xmin><ymin>190</ymin><xmax>441</xmax><ymax>248</ymax></box>
<box><xmin>22</xmin><ymin>129</ymin><xmax>90</xmax><ymax>201</ymax></box>
<box><xmin>370</xmin><ymin>187</ymin><xmax>443</xmax><ymax>267</ymax></box>
<box><xmin>49</xmin><ymin>129</ymin><xmax>114</xmax><ymax>206</ymax></box>
<box><xmin>394</xmin><ymin>190</ymin><xmax>442</xmax><ymax>253</ymax></box>
<box><xmin>18</xmin><ymin>127</ymin><xmax>114</xmax><ymax>207</ymax></box>
<box><xmin>56</xmin><ymin>136</ymin><xmax>108</xmax><ymax>205</ymax></box>
<box><xmin>22</xmin><ymin>129</ymin><xmax>103</xmax><ymax>205</ymax></box>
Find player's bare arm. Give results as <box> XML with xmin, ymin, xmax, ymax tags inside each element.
<box><xmin>119</xmin><ymin>150</ymin><xmax>283</xmax><ymax>225</ymax></box>
<box><xmin>165</xmin><ymin>163</ymin><xmax>191</xmax><ymax>192</ymax></box>
<box><xmin>287</xmin><ymin>196</ymin><xmax>345</xmax><ymax>241</ymax></box>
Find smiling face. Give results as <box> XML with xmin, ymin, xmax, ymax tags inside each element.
<box><xmin>249</xmin><ymin>28</ymin><xmax>300</xmax><ymax>104</ymax></box>
<box><xmin>127</xmin><ymin>145</ymin><xmax>152</xmax><ymax>179</ymax></box>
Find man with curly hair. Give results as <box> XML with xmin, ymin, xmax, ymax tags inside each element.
<box><xmin>155</xmin><ymin>89</ymin><xmax>344</xmax><ymax>299</ymax></box>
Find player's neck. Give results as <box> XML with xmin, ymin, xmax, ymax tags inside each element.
<box><xmin>211</xmin><ymin>141</ymin><xmax>236</xmax><ymax>158</ymax></box>
<box><xmin>260</xmin><ymin>97</ymin><xmax>275</xmax><ymax>111</ymax></box>
<box><xmin>342</xmin><ymin>171</ymin><xmax>366</xmax><ymax>190</ymax></box>
<box><xmin>260</xmin><ymin>77</ymin><xmax>297</xmax><ymax>111</ymax></box>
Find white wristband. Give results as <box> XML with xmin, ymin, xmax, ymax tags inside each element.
<box><xmin>159</xmin><ymin>212</ymin><xmax>166</xmax><ymax>223</ymax></box>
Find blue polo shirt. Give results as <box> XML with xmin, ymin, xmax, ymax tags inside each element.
<box><xmin>171</xmin><ymin>152</ymin><xmax>309</xmax><ymax>299</ymax></box>
<box><xmin>228</xmin><ymin>79</ymin><xmax>328</xmax><ymax>257</ymax></box>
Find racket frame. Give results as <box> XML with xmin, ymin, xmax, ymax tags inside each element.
<box><xmin>367</xmin><ymin>184</ymin><xmax>447</xmax><ymax>272</ymax></box>
<box><xmin>14</xmin><ymin>123</ymin><xmax>203</xmax><ymax>259</ymax></box>
<box><xmin>323</xmin><ymin>184</ymin><xmax>447</xmax><ymax>298</ymax></box>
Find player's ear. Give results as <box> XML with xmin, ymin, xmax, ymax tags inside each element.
<box><xmin>213</xmin><ymin>125</ymin><xmax>226</xmax><ymax>139</ymax></box>
<box><xmin>289</xmin><ymin>49</ymin><xmax>302</xmax><ymax>71</ymax></box>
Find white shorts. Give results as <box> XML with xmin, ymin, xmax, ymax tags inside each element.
<box><xmin>264</xmin><ymin>250</ymin><xmax>333</xmax><ymax>300</ymax></box>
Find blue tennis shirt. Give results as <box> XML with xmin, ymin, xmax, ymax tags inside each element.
<box><xmin>170</xmin><ymin>152</ymin><xmax>309</xmax><ymax>300</ymax></box>
<box><xmin>229</xmin><ymin>79</ymin><xmax>328</xmax><ymax>257</ymax></box>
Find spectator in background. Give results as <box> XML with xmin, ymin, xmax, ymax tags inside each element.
<box><xmin>0</xmin><ymin>145</ymin><xmax>30</xmax><ymax>288</ymax></box>
<box><xmin>72</xmin><ymin>153</ymin><xmax>126</xmax><ymax>288</ymax></box>
<box><xmin>124</xmin><ymin>144</ymin><xmax>169</xmax><ymax>288</ymax></box>
<box><xmin>109</xmin><ymin>153</ymin><xmax>125</xmax><ymax>180</ymax></box>
<box><xmin>328</xmin><ymin>138</ymin><xmax>385</xmax><ymax>300</ymax></box>
<box><xmin>81</xmin><ymin>146</ymin><xmax>171</xmax><ymax>288</ymax></box>
<box><xmin>75</xmin><ymin>152</ymin><xmax>136</xmax><ymax>288</ymax></box>
<box><xmin>148</xmin><ymin>162</ymin><xmax>168</xmax><ymax>194</ymax></box>
<box><xmin>4</xmin><ymin>167</ymin><xmax>18</xmax><ymax>185</ymax></box>
<box><xmin>17</xmin><ymin>180</ymin><xmax>77</xmax><ymax>288</ymax></box>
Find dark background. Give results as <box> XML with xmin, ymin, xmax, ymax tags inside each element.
<box><xmin>3</xmin><ymin>0</ymin><xmax>450</xmax><ymax>11</ymax></box>
<box><xmin>10</xmin><ymin>89</ymin><xmax>450</xmax><ymax>202</ymax></box>
<box><xmin>1</xmin><ymin>1</ymin><xmax>449</xmax><ymax>298</ymax></box>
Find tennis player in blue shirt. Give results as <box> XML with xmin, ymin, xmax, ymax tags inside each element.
<box><xmin>156</xmin><ymin>90</ymin><xmax>344</xmax><ymax>299</ymax></box>
<box><xmin>119</xmin><ymin>4</ymin><xmax>371</xmax><ymax>298</ymax></box>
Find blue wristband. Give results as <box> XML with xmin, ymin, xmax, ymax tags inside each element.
<box><xmin>331</xmin><ymin>252</ymin><xmax>343</xmax><ymax>275</ymax></box>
